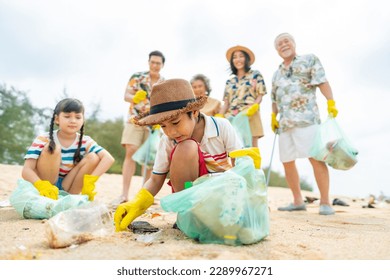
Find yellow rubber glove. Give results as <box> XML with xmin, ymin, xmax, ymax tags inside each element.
<box><xmin>133</xmin><ymin>90</ymin><xmax>147</xmax><ymax>104</ymax></box>
<box><xmin>152</xmin><ymin>124</ymin><xmax>161</xmax><ymax>131</ymax></box>
<box><xmin>327</xmin><ymin>99</ymin><xmax>338</xmax><ymax>118</ymax></box>
<box><xmin>246</xmin><ymin>103</ymin><xmax>259</xmax><ymax>117</ymax></box>
<box><xmin>214</xmin><ymin>113</ymin><xmax>224</xmax><ymax>118</ymax></box>
<box><xmin>33</xmin><ymin>180</ymin><xmax>59</xmax><ymax>200</ymax></box>
<box><xmin>81</xmin><ymin>174</ymin><xmax>99</xmax><ymax>201</ymax></box>
<box><xmin>114</xmin><ymin>188</ymin><xmax>154</xmax><ymax>231</ymax></box>
<box><xmin>229</xmin><ymin>147</ymin><xmax>262</xmax><ymax>169</ymax></box>
<box><xmin>271</xmin><ymin>112</ymin><xmax>279</xmax><ymax>133</ymax></box>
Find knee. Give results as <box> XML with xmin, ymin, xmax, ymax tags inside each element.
<box><xmin>42</xmin><ymin>142</ymin><xmax>61</xmax><ymax>156</ymax></box>
<box><xmin>172</xmin><ymin>140</ymin><xmax>198</xmax><ymax>161</ymax></box>
<box><xmin>84</xmin><ymin>152</ymin><xmax>100</xmax><ymax>166</ymax></box>
<box><xmin>309</xmin><ymin>158</ymin><xmax>327</xmax><ymax>168</ymax></box>
<box><xmin>125</xmin><ymin>144</ymin><xmax>138</xmax><ymax>157</ymax></box>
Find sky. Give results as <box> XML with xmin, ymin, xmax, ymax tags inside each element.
<box><xmin>1</xmin><ymin>0</ymin><xmax>389</xmax><ymax>198</ymax></box>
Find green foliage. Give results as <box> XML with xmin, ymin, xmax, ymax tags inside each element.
<box><xmin>85</xmin><ymin>117</ymin><xmax>125</xmax><ymax>174</ymax></box>
<box><xmin>0</xmin><ymin>84</ymin><xmax>49</xmax><ymax>164</ymax></box>
<box><xmin>263</xmin><ymin>166</ymin><xmax>313</xmax><ymax>191</ymax></box>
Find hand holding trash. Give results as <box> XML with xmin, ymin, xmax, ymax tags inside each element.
<box><xmin>81</xmin><ymin>174</ymin><xmax>98</xmax><ymax>201</ymax></box>
<box><xmin>229</xmin><ymin>147</ymin><xmax>261</xmax><ymax>169</ymax></box>
<box><xmin>271</xmin><ymin>112</ymin><xmax>279</xmax><ymax>133</ymax></box>
<box><xmin>33</xmin><ymin>180</ymin><xmax>59</xmax><ymax>200</ymax></box>
<box><xmin>133</xmin><ymin>90</ymin><xmax>147</xmax><ymax>104</ymax></box>
<box><xmin>114</xmin><ymin>188</ymin><xmax>154</xmax><ymax>231</ymax></box>
<box><xmin>327</xmin><ymin>99</ymin><xmax>338</xmax><ymax>117</ymax></box>
<box><xmin>246</xmin><ymin>103</ymin><xmax>259</xmax><ymax>117</ymax></box>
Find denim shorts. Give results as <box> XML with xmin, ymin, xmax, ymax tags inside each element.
<box><xmin>55</xmin><ymin>177</ymin><xmax>64</xmax><ymax>190</ymax></box>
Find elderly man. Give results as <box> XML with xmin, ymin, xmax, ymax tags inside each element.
<box><xmin>271</xmin><ymin>33</ymin><xmax>338</xmax><ymax>215</ymax></box>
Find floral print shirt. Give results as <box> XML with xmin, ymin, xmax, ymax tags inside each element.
<box><xmin>125</xmin><ymin>71</ymin><xmax>164</xmax><ymax>122</ymax></box>
<box><xmin>271</xmin><ymin>54</ymin><xmax>327</xmax><ymax>132</ymax></box>
<box><xmin>223</xmin><ymin>69</ymin><xmax>267</xmax><ymax>117</ymax></box>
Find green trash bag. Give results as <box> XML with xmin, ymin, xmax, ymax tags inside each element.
<box><xmin>161</xmin><ymin>156</ymin><xmax>269</xmax><ymax>246</ymax></box>
<box><xmin>228</xmin><ymin>112</ymin><xmax>252</xmax><ymax>148</ymax></box>
<box><xmin>132</xmin><ymin>129</ymin><xmax>160</xmax><ymax>169</ymax></box>
<box><xmin>310</xmin><ymin>116</ymin><xmax>359</xmax><ymax>170</ymax></box>
<box><xmin>10</xmin><ymin>179</ymin><xmax>89</xmax><ymax>219</ymax></box>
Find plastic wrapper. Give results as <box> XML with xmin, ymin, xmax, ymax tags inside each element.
<box><xmin>161</xmin><ymin>156</ymin><xmax>269</xmax><ymax>246</ymax></box>
<box><xmin>46</xmin><ymin>202</ymin><xmax>113</xmax><ymax>248</ymax></box>
<box><xmin>228</xmin><ymin>112</ymin><xmax>252</xmax><ymax>148</ymax></box>
<box><xmin>132</xmin><ymin>129</ymin><xmax>160</xmax><ymax>169</ymax></box>
<box><xmin>10</xmin><ymin>179</ymin><xmax>89</xmax><ymax>219</ymax></box>
<box><xmin>310</xmin><ymin>117</ymin><xmax>358</xmax><ymax>170</ymax></box>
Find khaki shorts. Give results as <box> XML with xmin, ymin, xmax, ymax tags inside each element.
<box><xmin>279</xmin><ymin>124</ymin><xmax>318</xmax><ymax>163</ymax></box>
<box><xmin>121</xmin><ymin>122</ymin><xmax>149</xmax><ymax>147</ymax></box>
<box><xmin>249</xmin><ymin>111</ymin><xmax>264</xmax><ymax>138</ymax></box>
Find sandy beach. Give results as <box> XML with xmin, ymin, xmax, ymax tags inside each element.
<box><xmin>1</xmin><ymin>163</ymin><xmax>389</xmax><ymax>260</ymax></box>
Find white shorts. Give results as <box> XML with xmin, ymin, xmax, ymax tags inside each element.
<box><xmin>279</xmin><ymin>125</ymin><xmax>318</xmax><ymax>163</ymax></box>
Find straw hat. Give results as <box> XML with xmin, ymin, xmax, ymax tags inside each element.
<box><xmin>133</xmin><ymin>79</ymin><xmax>208</xmax><ymax>126</ymax></box>
<box><xmin>226</xmin><ymin>45</ymin><xmax>255</xmax><ymax>65</ymax></box>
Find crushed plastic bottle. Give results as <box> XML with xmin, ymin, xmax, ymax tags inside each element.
<box><xmin>46</xmin><ymin>202</ymin><xmax>113</xmax><ymax>248</ymax></box>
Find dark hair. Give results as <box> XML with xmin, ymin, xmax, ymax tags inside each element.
<box><xmin>48</xmin><ymin>98</ymin><xmax>85</xmax><ymax>164</ymax></box>
<box><xmin>229</xmin><ymin>50</ymin><xmax>251</xmax><ymax>75</ymax></box>
<box><xmin>190</xmin><ymin>74</ymin><xmax>212</xmax><ymax>96</ymax></box>
<box><xmin>186</xmin><ymin>111</ymin><xmax>202</xmax><ymax>123</ymax></box>
<box><xmin>149</xmin><ymin>50</ymin><xmax>165</xmax><ymax>64</ymax></box>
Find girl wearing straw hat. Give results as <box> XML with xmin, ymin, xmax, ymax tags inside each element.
<box><xmin>219</xmin><ymin>45</ymin><xmax>267</xmax><ymax>147</ymax></box>
<box><xmin>114</xmin><ymin>78</ymin><xmax>256</xmax><ymax>231</ymax></box>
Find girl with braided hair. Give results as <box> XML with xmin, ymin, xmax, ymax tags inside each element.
<box><xmin>22</xmin><ymin>98</ymin><xmax>114</xmax><ymax>201</ymax></box>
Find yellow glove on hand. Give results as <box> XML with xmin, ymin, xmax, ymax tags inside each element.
<box><xmin>271</xmin><ymin>112</ymin><xmax>279</xmax><ymax>133</ymax></box>
<box><xmin>133</xmin><ymin>90</ymin><xmax>147</xmax><ymax>104</ymax></box>
<box><xmin>246</xmin><ymin>103</ymin><xmax>259</xmax><ymax>117</ymax></box>
<box><xmin>214</xmin><ymin>113</ymin><xmax>224</xmax><ymax>118</ymax></box>
<box><xmin>81</xmin><ymin>174</ymin><xmax>99</xmax><ymax>201</ymax></box>
<box><xmin>152</xmin><ymin>124</ymin><xmax>161</xmax><ymax>131</ymax></box>
<box><xmin>33</xmin><ymin>180</ymin><xmax>59</xmax><ymax>200</ymax></box>
<box><xmin>114</xmin><ymin>188</ymin><xmax>154</xmax><ymax>231</ymax></box>
<box><xmin>229</xmin><ymin>147</ymin><xmax>262</xmax><ymax>169</ymax></box>
<box><xmin>327</xmin><ymin>99</ymin><xmax>338</xmax><ymax>118</ymax></box>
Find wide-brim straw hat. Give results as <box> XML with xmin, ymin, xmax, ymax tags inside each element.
<box><xmin>133</xmin><ymin>79</ymin><xmax>208</xmax><ymax>126</ymax></box>
<box><xmin>226</xmin><ymin>45</ymin><xmax>255</xmax><ymax>65</ymax></box>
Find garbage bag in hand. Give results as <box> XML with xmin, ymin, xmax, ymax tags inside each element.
<box><xmin>161</xmin><ymin>156</ymin><xmax>269</xmax><ymax>246</ymax></box>
<box><xmin>228</xmin><ymin>112</ymin><xmax>252</xmax><ymax>148</ymax></box>
<box><xmin>10</xmin><ymin>179</ymin><xmax>89</xmax><ymax>219</ymax></box>
<box><xmin>310</xmin><ymin>117</ymin><xmax>358</xmax><ymax>170</ymax></box>
<box><xmin>132</xmin><ymin>129</ymin><xmax>160</xmax><ymax>169</ymax></box>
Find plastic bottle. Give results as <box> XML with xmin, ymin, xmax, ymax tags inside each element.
<box><xmin>46</xmin><ymin>202</ymin><xmax>113</xmax><ymax>248</ymax></box>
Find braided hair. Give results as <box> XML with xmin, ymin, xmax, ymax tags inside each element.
<box><xmin>48</xmin><ymin>98</ymin><xmax>85</xmax><ymax>164</ymax></box>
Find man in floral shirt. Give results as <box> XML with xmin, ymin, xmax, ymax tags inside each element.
<box><xmin>271</xmin><ymin>33</ymin><xmax>338</xmax><ymax>215</ymax></box>
<box><xmin>114</xmin><ymin>50</ymin><xmax>165</xmax><ymax>206</ymax></box>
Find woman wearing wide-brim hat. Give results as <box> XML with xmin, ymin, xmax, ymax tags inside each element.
<box><xmin>219</xmin><ymin>45</ymin><xmax>267</xmax><ymax>147</ymax></box>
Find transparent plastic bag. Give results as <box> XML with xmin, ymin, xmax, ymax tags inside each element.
<box><xmin>310</xmin><ymin>117</ymin><xmax>359</xmax><ymax>170</ymax></box>
<box><xmin>228</xmin><ymin>112</ymin><xmax>252</xmax><ymax>148</ymax></box>
<box><xmin>46</xmin><ymin>202</ymin><xmax>113</xmax><ymax>248</ymax></box>
<box><xmin>161</xmin><ymin>156</ymin><xmax>269</xmax><ymax>246</ymax></box>
<box><xmin>132</xmin><ymin>129</ymin><xmax>160</xmax><ymax>169</ymax></box>
<box><xmin>10</xmin><ymin>179</ymin><xmax>89</xmax><ymax>219</ymax></box>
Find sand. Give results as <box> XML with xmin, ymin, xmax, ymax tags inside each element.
<box><xmin>1</xmin><ymin>163</ymin><xmax>389</xmax><ymax>260</ymax></box>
